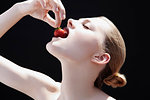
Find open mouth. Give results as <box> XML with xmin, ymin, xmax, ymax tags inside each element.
<box><xmin>63</xmin><ymin>27</ymin><xmax>69</xmax><ymax>38</ymax></box>
<box><xmin>54</xmin><ymin>27</ymin><xmax>69</xmax><ymax>38</ymax></box>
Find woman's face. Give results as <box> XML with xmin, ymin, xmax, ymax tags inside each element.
<box><xmin>46</xmin><ymin>17</ymin><xmax>106</xmax><ymax>62</ymax></box>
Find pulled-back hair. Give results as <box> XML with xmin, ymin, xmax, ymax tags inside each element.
<box><xmin>94</xmin><ymin>16</ymin><xmax>127</xmax><ymax>88</ymax></box>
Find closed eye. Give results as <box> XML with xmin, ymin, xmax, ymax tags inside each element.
<box><xmin>83</xmin><ymin>24</ymin><xmax>90</xmax><ymax>29</ymax></box>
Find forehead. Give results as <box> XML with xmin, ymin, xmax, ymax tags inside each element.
<box><xmin>79</xmin><ymin>17</ymin><xmax>102</xmax><ymax>24</ymax></box>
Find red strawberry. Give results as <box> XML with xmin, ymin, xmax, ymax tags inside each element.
<box><xmin>54</xmin><ymin>27</ymin><xmax>69</xmax><ymax>38</ymax></box>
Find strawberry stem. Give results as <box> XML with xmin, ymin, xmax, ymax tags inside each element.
<box><xmin>55</xmin><ymin>27</ymin><xmax>61</xmax><ymax>30</ymax></box>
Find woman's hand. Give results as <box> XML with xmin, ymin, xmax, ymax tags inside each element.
<box><xmin>0</xmin><ymin>0</ymin><xmax>65</xmax><ymax>38</ymax></box>
<box><xmin>18</xmin><ymin>0</ymin><xmax>66</xmax><ymax>28</ymax></box>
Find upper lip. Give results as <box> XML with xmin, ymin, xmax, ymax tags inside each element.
<box><xmin>64</xmin><ymin>27</ymin><xmax>69</xmax><ymax>38</ymax></box>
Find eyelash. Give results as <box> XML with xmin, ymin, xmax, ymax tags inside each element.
<box><xmin>83</xmin><ymin>24</ymin><xmax>90</xmax><ymax>29</ymax></box>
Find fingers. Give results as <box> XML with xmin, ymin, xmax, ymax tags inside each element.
<box><xmin>56</xmin><ymin>0</ymin><xmax>66</xmax><ymax>20</ymax></box>
<box><xmin>52</xmin><ymin>3</ymin><xmax>61</xmax><ymax>27</ymax></box>
<box><xmin>40</xmin><ymin>0</ymin><xmax>66</xmax><ymax>28</ymax></box>
<box><xmin>55</xmin><ymin>10</ymin><xmax>61</xmax><ymax>27</ymax></box>
<box><xmin>43</xmin><ymin>12</ymin><xmax>61</xmax><ymax>28</ymax></box>
<box><xmin>43</xmin><ymin>13</ymin><xmax>57</xmax><ymax>28</ymax></box>
<box><xmin>39</xmin><ymin>0</ymin><xmax>46</xmax><ymax>8</ymax></box>
<box><xmin>49</xmin><ymin>0</ymin><xmax>66</xmax><ymax>27</ymax></box>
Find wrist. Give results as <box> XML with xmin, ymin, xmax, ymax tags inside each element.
<box><xmin>15</xmin><ymin>1</ymin><xmax>31</xmax><ymax>17</ymax></box>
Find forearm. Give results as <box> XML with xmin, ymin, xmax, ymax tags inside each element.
<box><xmin>0</xmin><ymin>55</ymin><xmax>58</xmax><ymax>99</ymax></box>
<box><xmin>0</xmin><ymin>56</ymin><xmax>26</xmax><ymax>87</ymax></box>
<box><xmin>0</xmin><ymin>55</ymin><xmax>38</xmax><ymax>99</ymax></box>
<box><xmin>0</xmin><ymin>3</ymin><xmax>25</xmax><ymax>38</ymax></box>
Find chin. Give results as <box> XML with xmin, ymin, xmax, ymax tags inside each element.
<box><xmin>46</xmin><ymin>41</ymin><xmax>74</xmax><ymax>63</ymax></box>
<box><xmin>46</xmin><ymin>40</ymin><xmax>67</xmax><ymax>59</ymax></box>
<box><xmin>46</xmin><ymin>41</ymin><xmax>58</xmax><ymax>56</ymax></box>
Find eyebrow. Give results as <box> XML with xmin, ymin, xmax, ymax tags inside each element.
<box><xmin>82</xmin><ymin>19</ymin><xmax>90</xmax><ymax>24</ymax></box>
<box><xmin>79</xmin><ymin>18</ymin><xmax>90</xmax><ymax>22</ymax></box>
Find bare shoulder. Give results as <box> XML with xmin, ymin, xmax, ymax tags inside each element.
<box><xmin>0</xmin><ymin>56</ymin><xmax>61</xmax><ymax>100</ymax></box>
<box><xmin>21</xmin><ymin>68</ymin><xmax>62</xmax><ymax>100</ymax></box>
<box><xmin>33</xmin><ymin>75</ymin><xmax>61</xmax><ymax>100</ymax></box>
<box><xmin>55</xmin><ymin>81</ymin><xmax>61</xmax><ymax>89</ymax></box>
<box><xmin>35</xmin><ymin>72</ymin><xmax>61</xmax><ymax>92</ymax></box>
<box><xmin>94</xmin><ymin>88</ymin><xmax>116</xmax><ymax>100</ymax></box>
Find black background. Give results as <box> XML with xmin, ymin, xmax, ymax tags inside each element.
<box><xmin>0</xmin><ymin>0</ymin><xmax>146</xmax><ymax>100</ymax></box>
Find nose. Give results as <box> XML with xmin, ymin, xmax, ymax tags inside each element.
<box><xmin>67</xmin><ymin>19</ymin><xmax>76</xmax><ymax>29</ymax></box>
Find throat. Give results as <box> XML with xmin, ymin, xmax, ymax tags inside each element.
<box><xmin>59</xmin><ymin>61</ymin><xmax>99</xmax><ymax>100</ymax></box>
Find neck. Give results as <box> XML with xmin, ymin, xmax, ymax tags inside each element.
<box><xmin>59</xmin><ymin>60</ymin><xmax>102</xmax><ymax>100</ymax></box>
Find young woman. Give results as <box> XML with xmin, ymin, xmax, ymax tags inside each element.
<box><xmin>0</xmin><ymin>0</ymin><xmax>127</xmax><ymax>100</ymax></box>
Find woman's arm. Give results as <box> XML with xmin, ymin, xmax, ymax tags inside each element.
<box><xmin>0</xmin><ymin>55</ymin><xmax>59</xmax><ymax>99</ymax></box>
<box><xmin>0</xmin><ymin>0</ymin><xmax>65</xmax><ymax>98</ymax></box>
<box><xmin>0</xmin><ymin>3</ymin><xmax>23</xmax><ymax>38</ymax></box>
<box><xmin>0</xmin><ymin>0</ymin><xmax>66</xmax><ymax>38</ymax></box>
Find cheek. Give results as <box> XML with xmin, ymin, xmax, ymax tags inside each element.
<box><xmin>76</xmin><ymin>30</ymin><xmax>98</xmax><ymax>49</ymax></box>
<box><xmin>78</xmin><ymin>37</ymin><xmax>98</xmax><ymax>55</ymax></box>
<box><xmin>45</xmin><ymin>30</ymin><xmax>100</xmax><ymax>62</ymax></box>
<box><xmin>67</xmin><ymin>31</ymin><xmax>99</xmax><ymax>60</ymax></box>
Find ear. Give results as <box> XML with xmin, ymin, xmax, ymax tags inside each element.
<box><xmin>91</xmin><ymin>53</ymin><xmax>111</xmax><ymax>65</ymax></box>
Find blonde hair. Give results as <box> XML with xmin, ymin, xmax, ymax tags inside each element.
<box><xmin>94</xmin><ymin>16</ymin><xmax>127</xmax><ymax>88</ymax></box>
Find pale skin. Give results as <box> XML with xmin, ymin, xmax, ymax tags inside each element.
<box><xmin>0</xmin><ymin>0</ymin><xmax>115</xmax><ymax>100</ymax></box>
<box><xmin>0</xmin><ymin>0</ymin><xmax>65</xmax><ymax>38</ymax></box>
